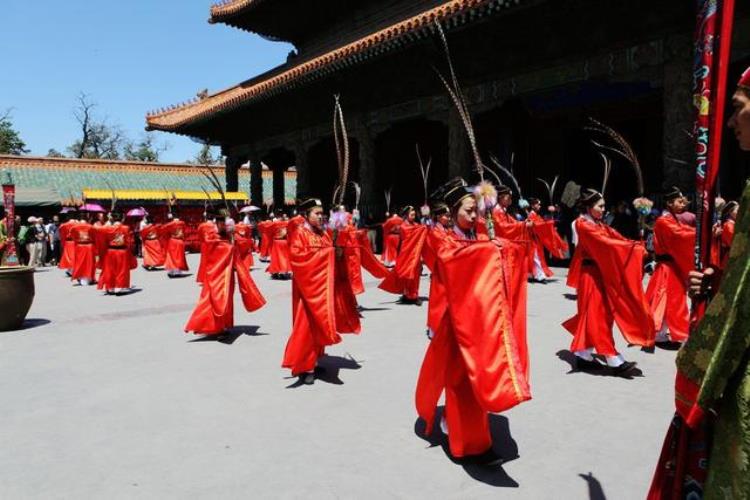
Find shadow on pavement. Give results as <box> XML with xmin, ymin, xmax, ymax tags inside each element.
<box><xmin>285</xmin><ymin>353</ymin><xmax>362</xmax><ymax>388</ymax></box>
<box><xmin>414</xmin><ymin>408</ymin><xmax>520</xmax><ymax>488</ymax></box>
<box><xmin>357</xmin><ymin>306</ymin><xmax>392</xmax><ymax>312</ymax></box>
<box><xmin>16</xmin><ymin>318</ymin><xmax>52</xmax><ymax>330</ymax></box>
<box><xmin>188</xmin><ymin>325</ymin><xmax>266</xmax><ymax>345</ymax></box>
<box><xmin>168</xmin><ymin>273</ymin><xmax>193</xmax><ymax>279</ymax></box>
<box><xmin>563</xmin><ymin>293</ymin><xmax>578</xmax><ymax>301</ymax></box>
<box><xmin>556</xmin><ymin>350</ymin><xmax>644</xmax><ymax>379</ymax></box>
<box><xmin>579</xmin><ymin>472</ymin><xmax>607</xmax><ymax>500</ymax></box>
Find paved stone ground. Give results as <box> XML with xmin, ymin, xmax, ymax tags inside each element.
<box><xmin>0</xmin><ymin>254</ymin><xmax>677</xmax><ymax>499</ymax></box>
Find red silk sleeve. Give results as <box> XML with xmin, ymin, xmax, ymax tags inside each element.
<box><xmin>289</xmin><ymin>228</ymin><xmax>338</xmax><ymax>342</ymax></box>
<box><xmin>394</xmin><ymin>224</ymin><xmax>428</xmax><ymax>281</ymax></box>
<box><xmin>438</xmin><ymin>240</ymin><xmax>532</xmax><ymax>413</ymax></box>
<box><xmin>577</xmin><ymin>220</ymin><xmax>655</xmax><ymax>347</ymax></box>
<box><xmin>653</xmin><ymin>216</ymin><xmax>696</xmax><ymax>280</ymax></box>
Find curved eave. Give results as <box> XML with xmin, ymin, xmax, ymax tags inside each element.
<box><xmin>147</xmin><ymin>0</ymin><xmax>521</xmax><ymax>136</ymax></box>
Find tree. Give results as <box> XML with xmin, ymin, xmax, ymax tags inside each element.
<box><xmin>190</xmin><ymin>144</ymin><xmax>223</xmax><ymax>165</ymax></box>
<box><xmin>0</xmin><ymin>109</ymin><xmax>29</xmax><ymax>155</ymax></box>
<box><xmin>67</xmin><ymin>93</ymin><xmax>126</xmax><ymax>160</ymax></box>
<box><xmin>123</xmin><ymin>133</ymin><xmax>169</xmax><ymax>163</ymax></box>
<box><xmin>46</xmin><ymin>148</ymin><xmax>65</xmax><ymax>158</ymax></box>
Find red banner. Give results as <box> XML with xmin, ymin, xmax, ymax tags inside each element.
<box><xmin>2</xmin><ymin>181</ymin><xmax>20</xmax><ymax>267</ymax></box>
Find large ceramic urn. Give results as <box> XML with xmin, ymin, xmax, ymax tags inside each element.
<box><xmin>0</xmin><ymin>266</ymin><xmax>35</xmax><ymax>331</ymax></box>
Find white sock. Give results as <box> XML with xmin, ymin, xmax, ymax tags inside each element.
<box><xmin>440</xmin><ymin>415</ymin><xmax>449</xmax><ymax>435</ymax></box>
<box><xmin>605</xmin><ymin>354</ymin><xmax>626</xmax><ymax>368</ymax></box>
<box><xmin>574</xmin><ymin>348</ymin><xmax>595</xmax><ymax>361</ymax></box>
<box><xmin>655</xmin><ymin>323</ymin><xmax>669</xmax><ymax>342</ymax></box>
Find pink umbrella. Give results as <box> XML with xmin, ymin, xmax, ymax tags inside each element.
<box><xmin>80</xmin><ymin>203</ymin><xmax>106</xmax><ymax>213</ymax></box>
<box><xmin>239</xmin><ymin>205</ymin><xmax>261</xmax><ymax>213</ymax></box>
<box><xmin>126</xmin><ymin>207</ymin><xmax>148</xmax><ymax>217</ymax></box>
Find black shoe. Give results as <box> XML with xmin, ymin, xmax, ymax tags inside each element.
<box><xmin>575</xmin><ymin>357</ymin><xmax>603</xmax><ymax>371</ymax></box>
<box><xmin>301</xmin><ymin>372</ymin><xmax>315</xmax><ymax>385</ymax></box>
<box><xmin>612</xmin><ymin>361</ymin><xmax>637</xmax><ymax>376</ymax></box>
<box><xmin>457</xmin><ymin>448</ymin><xmax>503</xmax><ymax>465</ymax></box>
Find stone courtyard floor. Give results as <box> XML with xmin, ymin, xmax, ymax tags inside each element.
<box><xmin>0</xmin><ymin>254</ymin><xmax>677</xmax><ymax>499</ymax></box>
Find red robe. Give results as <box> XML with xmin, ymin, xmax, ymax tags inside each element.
<box><xmin>234</xmin><ymin>223</ymin><xmax>255</xmax><ymax>270</ymax></box>
<box><xmin>266</xmin><ymin>220</ymin><xmax>291</xmax><ymax>275</ymax></box>
<box><xmin>141</xmin><ymin>224</ymin><xmax>166</xmax><ymax>268</ymax></box>
<box><xmin>644</xmin><ymin>213</ymin><xmax>695</xmax><ymax>342</ymax></box>
<box><xmin>356</xmin><ymin>230</ymin><xmax>389</xmax><ymax>279</ymax></box>
<box><xmin>415</xmin><ymin>230</ymin><xmax>531</xmax><ymax>458</ymax></box>
<box><xmin>282</xmin><ymin>223</ymin><xmax>361</xmax><ymax>376</ymax></box>
<box><xmin>563</xmin><ymin>217</ymin><xmax>654</xmax><ymax>355</ymax></box>
<box><xmin>379</xmin><ymin>222</ymin><xmax>425</xmax><ymax>300</ymax></box>
<box><xmin>95</xmin><ymin>224</ymin><xmax>137</xmax><ymax>291</ymax></box>
<box><xmin>162</xmin><ymin>220</ymin><xmax>189</xmax><ymax>272</ymax></box>
<box><xmin>381</xmin><ymin>215</ymin><xmax>403</xmax><ymax>265</ymax></box>
<box><xmin>710</xmin><ymin>219</ymin><xmax>735</xmax><ymax>273</ymax></box>
<box><xmin>184</xmin><ymin>238</ymin><xmax>266</xmax><ymax>335</ymax></box>
<box><xmin>526</xmin><ymin>211</ymin><xmax>568</xmax><ymax>277</ymax></box>
<box><xmin>70</xmin><ymin>222</ymin><xmax>96</xmax><ymax>282</ymax></box>
<box><xmin>58</xmin><ymin>221</ymin><xmax>76</xmax><ymax>271</ymax></box>
<box><xmin>196</xmin><ymin>221</ymin><xmax>218</xmax><ymax>283</ymax></box>
<box><xmin>257</xmin><ymin>220</ymin><xmax>275</xmax><ymax>260</ymax></box>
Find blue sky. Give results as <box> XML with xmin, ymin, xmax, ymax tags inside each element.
<box><xmin>1</xmin><ymin>1</ymin><xmax>292</xmax><ymax>163</ymax></box>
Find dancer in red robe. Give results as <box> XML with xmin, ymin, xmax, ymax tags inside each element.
<box><xmin>645</xmin><ymin>187</ymin><xmax>696</xmax><ymax>344</ymax></box>
<box><xmin>196</xmin><ymin>216</ymin><xmax>218</xmax><ymax>284</ymax></box>
<box><xmin>140</xmin><ymin>217</ymin><xmax>165</xmax><ymax>270</ymax></box>
<box><xmin>70</xmin><ymin>216</ymin><xmax>97</xmax><ymax>285</ymax></box>
<box><xmin>525</xmin><ymin>198</ymin><xmax>568</xmax><ymax>281</ymax></box>
<box><xmin>415</xmin><ymin>179</ymin><xmax>531</xmax><ymax>462</ymax></box>
<box><xmin>95</xmin><ymin>213</ymin><xmax>137</xmax><ymax>294</ymax></box>
<box><xmin>57</xmin><ymin>215</ymin><xmax>77</xmax><ymax>275</ymax></box>
<box><xmin>233</xmin><ymin>219</ymin><xmax>255</xmax><ymax>270</ymax></box>
<box><xmin>562</xmin><ymin>189</ymin><xmax>654</xmax><ymax>374</ymax></box>
<box><xmin>381</xmin><ymin>212</ymin><xmax>403</xmax><ymax>267</ymax></box>
<box><xmin>266</xmin><ymin>217</ymin><xmax>292</xmax><ymax>278</ymax></box>
<box><xmin>282</xmin><ymin>198</ymin><xmax>361</xmax><ymax>385</ymax></box>
<box><xmin>710</xmin><ymin>200</ymin><xmax>738</xmax><ymax>277</ymax></box>
<box><xmin>379</xmin><ymin>206</ymin><xmax>424</xmax><ymax>304</ymax></box>
<box><xmin>185</xmin><ymin>212</ymin><xmax>266</xmax><ymax>336</ymax></box>
<box><xmin>161</xmin><ymin>216</ymin><xmax>189</xmax><ymax>277</ymax></box>
<box><xmin>257</xmin><ymin>218</ymin><xmax>274</xmax><ymax>263</ymax></box>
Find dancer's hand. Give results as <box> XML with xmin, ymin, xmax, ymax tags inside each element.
<box><xmin>688</xmin><ymin>267</ymin><xmax>715</xmax><ymax>298</ymax></box>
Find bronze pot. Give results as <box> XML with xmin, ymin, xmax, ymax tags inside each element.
<box><xmin>0</xmin><ymin>266</ymin><xmax>35</xmax><ymax>331</ymax></box>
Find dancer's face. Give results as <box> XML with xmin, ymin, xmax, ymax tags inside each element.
<box><xmin>437</xmin><ymin>213</ymin><xmax>450</xmax><ymax>227</ymax></box>
<box><xmin>455</xmin><ymin>197</ymin><xmax>477</xmax><ymax>230</ymax></box>
<box><xmin>668</xmin><ymin>197</ymin><xmax>687</xmax><ymax>214</ymax></box>
<box><xmin>407</xmin><ymin>210</ymin><xmax>416</xmax><ymax>222</ymax></box>
<box><xmin>306</xmin><ymin>207</ymin><xmax>323</xmax><ymax>228</ymax></box>
<box><xmin>728</xmin><ymin>89</ymin><xmax>750</xmax><ymax>151</ymax></box>
<box><xmin>588</xmin><ymin>198</ymin><xmax>606</xmax><ymax>220</ymax></box>
<box><xmin>498</xmin><ymin>193</ymin><xmax>512</xmax><ymax>208</ymax></box>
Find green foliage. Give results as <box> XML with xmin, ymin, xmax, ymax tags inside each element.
<box><xmin>46</xmin><ymin>148</ymin><xmax>65</xmax><ymax>158</ymax></box>
<box><xmin>190</xmin><ymin>144</ymin><xmax>223</xmax><ymax>165</ymax></box>
<box><xmin>0</xmin><ymin>110</ymin><xmax>29</xmax><ymax>155</ymax></box>
<box><xmin>123</xmin><ymin>133</ymin><xmax>169</xmax><ymax>163</ymax></box>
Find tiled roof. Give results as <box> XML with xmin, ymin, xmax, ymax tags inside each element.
<box><xmin>0</xmin><ymin>155</ymin><xmax>296</xmax><ymax>205</ymax></box>
<box><xmin>147</xmin><ymin>0</ymin><xmax>518</xmax><ymax>133</ymax></box>
<box><xmin>209</xmin><ymin>0</ymin><xmax>267</xmax><ymax>22</ymax></box>
<box><xmin>82</xmin><ymin>189</ymin><xmax>249</xmax><ymax>201</ymax></box>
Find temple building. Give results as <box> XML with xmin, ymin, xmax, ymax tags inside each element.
<box><xmin>146</xmin><ymin>0</ymin><xmax>750</xmax><ymax>217</ymax></box>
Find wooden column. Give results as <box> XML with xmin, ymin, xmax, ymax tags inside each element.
<box><xmin>292</xmin><ymin>140</ymin><xmax>310</xmax><ymax>199</ymax></box>
<box><xmin>272</xmin><ymin>165</ymin><xmax>286</xmax><ymax>209</ymax></box>
<box><xmin>224</xmin><ymin>155</ymin><xmax>243</xmax><ymax>192</ymax></box>
<box><xmin>249</xmin><ymin>156</ymin><xmax>263</xmax><ymax>206</ymax></box>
